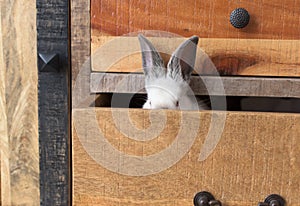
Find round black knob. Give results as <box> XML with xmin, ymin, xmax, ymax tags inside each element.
<box><xmin>194</xmin><ymin>191</ymin><xmax>214</xmax><ymax>206</ymax></box>
<box><xmin>264</xmin><ymin>194</ymin><xmax>286</xmax><ymax>206</ymax></box>
<box><xmin>230</xmin><ymin>8</ymin><xmax>250</xmax><ymax>29</ymax></box>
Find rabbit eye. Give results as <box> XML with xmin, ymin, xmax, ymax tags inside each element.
<box><xmin>176</xmin><ymin>101</ymin><xmax>179</xmax><ymax>107</ymax></box>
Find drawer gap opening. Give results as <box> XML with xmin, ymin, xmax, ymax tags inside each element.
<box><xmin>92</xmin><ymin>93</ymin><xmax>300</xmax><ymax>113</ymax></box>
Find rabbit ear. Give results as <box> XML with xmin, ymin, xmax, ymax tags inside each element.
<box><xmin>167</xmin><ymin>36</ymin><xmax>199</xmax><ymax>81</ymax></box>
<box><xmin>138</xmin><ymin>34</ymin><xmax>166</xmax><ymax>78</ymax></box>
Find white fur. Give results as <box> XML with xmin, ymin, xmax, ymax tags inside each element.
<box><xmin>143</xmin><ymin>76</ymin><xmax>205</xmax><ymax>110</ymax></box>
<box><xmin>138</xmin><ymin>34</ymin><xmax>207</xmax><ymax>111</ymax></box>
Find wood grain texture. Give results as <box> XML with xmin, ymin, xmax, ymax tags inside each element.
<box><xmin>0</xmin><ymin>13</ymin><xmax>10</xmax><ymax>205</ymax></box>
<box><xmin>71</xmin><ymin>1</ymin><xmax>300</xmax><ymax>205</ymax></box>
<box><xmin>91</xmin><ymin>36</ymin><xmax>300</xmax><ymax>77</ymax></box>
<box><xmin>90</xmin><ymin>73</ymin><xmax>300</xmax><ymax>98</ymax></box>
<box><xmin>0</xmin><ymin>0</ymin><xmax>39</xmax><ymax>205</ymax></box>
<box><xmin>73</xmin><ymin>108</ymin><xmax>300</xmax><ymax>206</ymax></box>
<box><xmin>71</xmin><ymin>0</ymin><xmax>91</xmax><ymax>84</ymax></box>
<box><xmin>37</xmin><ymin>0</ymin><xmax>70</xmax><ymax>205</ymax></box>
<box><xmin>91</xmin><ymin>0</ymin><xmax>300</xmax><ymax>39</ymax></box>
<box><xmin>71</xmin><ymin>0</ymin><xmax>93</xmax><ymax>115</ymax></box>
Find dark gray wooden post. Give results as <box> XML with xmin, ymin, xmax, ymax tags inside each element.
<box><xmin>37</xmin><ymin>0</ymin><xmax>70</xmax><ymax>205</ymax></box>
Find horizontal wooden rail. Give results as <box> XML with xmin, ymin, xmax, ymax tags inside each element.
<box><xmin>90</xmin><ymin>72</ymin><xmax>300</xmax><ymax>98</ymax></box>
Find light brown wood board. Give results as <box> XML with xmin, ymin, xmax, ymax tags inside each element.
<box><xmin>73</xmin><ymin>108</ymin><xmax>300</xmax><ymax>206</ymax></box>
<box><xmin>0</xmin><ymin>0</ymin><xmax>39</xmax><ymax>205</ymax></box>
<box><xmin>91</xmin><ymin>0</ymin><xmax>300</xmax><ymax>39</ymax></box>
<box><xmin>90</xmin><ymin>73</ymin><xmax>300</xmax><ymax>98</ymax></box>
<box><xmin>0</xmin><ymin>12</ymin><xmax>6</xmax><ymax>205</ymax></box>
<box><xmin>91</xmin><ymin>36</ymin><xmax>300</xmax><ymax>77</ymax></box>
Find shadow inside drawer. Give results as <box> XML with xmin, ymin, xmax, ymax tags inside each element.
<box><xmin>93</xmin><ymin>93</ymin><xmax>300</xmax><ymax>113</ymax></box>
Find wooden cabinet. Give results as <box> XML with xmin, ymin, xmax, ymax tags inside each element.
<box><xmin>71</xmin><ymin>0</ymin><xmax>300</xmax><ymax>205</ymax></box>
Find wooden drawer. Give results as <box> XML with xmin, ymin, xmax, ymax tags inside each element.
<box><xmin>91</xmin><ymin>0</ymin><xmax>300</xmax><ymax>39</ymax></box>
<box><xmin>90</xmin><ymin>0</ymin><xmax>300</xmax><ymax>78</ymax></box>
<box><xmin>72</xmin><ymin>108</ymin><xmax>300</xmax><ymax>206</ymax></box>
<box><xmin>91</xmin><ymin>37</ymin><xmax>300</xmax><ymax>77</ymax></box>
<box><xmin>89</xmin><ymin>35</ymin><xmax>300</xmax><ymax>96</ymax></box>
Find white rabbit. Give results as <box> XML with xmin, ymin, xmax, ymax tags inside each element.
<box><xmin>138</xmin><ymin>34</ymin><xmax>208</xmax><ymax>110</ymax></box>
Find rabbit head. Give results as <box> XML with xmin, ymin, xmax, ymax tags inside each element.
<box><xmin>138</xmin><ymin>34</ymin><xmax>201</xmax><ymax>110</ymax></box>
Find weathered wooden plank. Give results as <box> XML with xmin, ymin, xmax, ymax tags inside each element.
<box><xmin>0</xmin><ymin>13</ymin><xmax>10</xmax><ymax>205</ymax></box>
<box><xmin>0</xmin><ymin>0</ymin><xmax>39</xmax><ymax>205</ymax></box>
<box><xmin>72</xmin><ymin>108</ymin><xmax>300</xmax><ymax>206</ymax></box>
<box><xmin>90</xmin><ymin>72</ymin><xmax>300</xmax><ymax>98</ymax></box>
<box><xmin>37</xmin><ymin>0</ymin><xmax>70</xmax><ymax>205</ymax></box>
<box><xmin>71</xmin><ymin>0</ymin><xmax>91</xmax><ymax>84</ymax></box>
<box><xmin>91</xmin><ymin>0</ymin><xmax>300</xmax><ymax>39</ymax></box>
<box><xmin>91</xmin><ymin>36</ymin><xmax>300</xmax><ymax>77</ymax></box>
<box><xmin>70</xmin><ymin>0</ymin><xmax>93</xmax><ymax>115</ymax></box>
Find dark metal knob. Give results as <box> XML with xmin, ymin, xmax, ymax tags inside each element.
<box><xmin>194</xmin><ymin>191</ymin><xmax>222</xmax><ymax>206</ymax></box>
<box><xmin>230</xmin><ymin>8</ymin><xmax>250</xmax><ymax>29</ymax></box>
<box><xmin>258</xmin><ymin>194</ymin><xmax>286</xmax><ymax>206</ymax></box>
<box><xmin>38</xmin><ymin>53</ymin><xmax>60</xmax><ymax>72</ymax></box>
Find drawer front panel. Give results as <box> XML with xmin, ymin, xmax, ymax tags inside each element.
<box><xmin>91</xmin><ymin>37</ymin><xmax>300</xmax><ymax>77</ymax></box>
<box><xmin>72</xmin><ymin>108</ymin><xmax>300</xmax><ymax>206</ymax></box>
<box><xmin>91</xmin><ymin>0</ymin><xmax>300</xmax><ymax>39</ymax></box>
<box><xmin>90</xmin><ymin>1</ymin><xmax>300</xmax><ymax>77</ymax></box>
